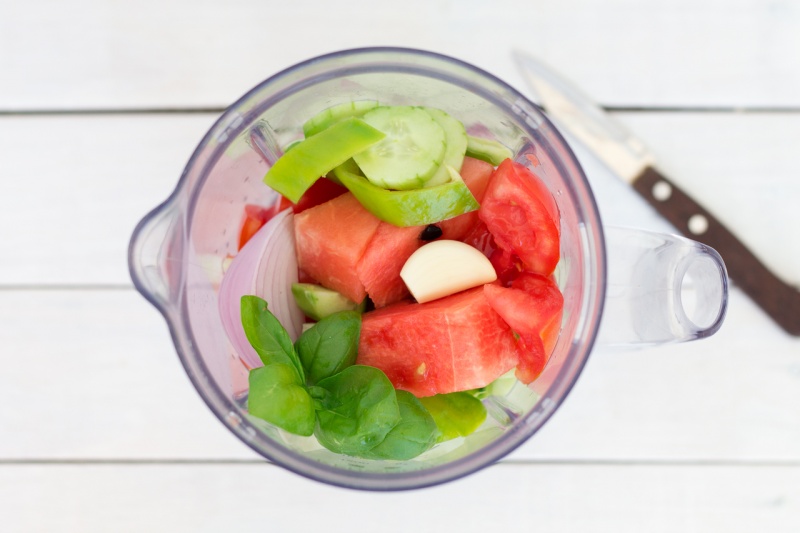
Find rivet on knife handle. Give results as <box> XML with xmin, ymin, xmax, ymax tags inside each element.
<box><xmin>633</xmin><ymin>166</ymin><xmax>800</xmax><ymax>336</ymax></box>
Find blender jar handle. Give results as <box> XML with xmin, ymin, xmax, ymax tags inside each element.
<box><xmin>596</xmin><ymin>226</ymin><xmax>728</xmax><ymax>347</ymax></box>
<box><xmin>128</xmin><ymin>198</ymin><xmax>185</xmax><ymax>312</ymax></box>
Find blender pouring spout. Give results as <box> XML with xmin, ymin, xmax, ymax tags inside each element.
<box><xmin>128</xmin><ymin>196</ymin><xmax>187</xmax><ymax>315</ymax></box>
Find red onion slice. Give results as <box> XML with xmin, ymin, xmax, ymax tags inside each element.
<box><xmin>218</xmin><ymin>208</ymin><xmax>303</xmax><ymax>369</ymax></box>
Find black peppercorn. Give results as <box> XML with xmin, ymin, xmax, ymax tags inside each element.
<box><xmin>419</xmin><ymin>224</ymin><xmax>443</xmax><ymax>241</ymax></box>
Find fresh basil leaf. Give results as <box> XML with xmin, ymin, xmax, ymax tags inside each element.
<box><xmin>247</xmin><ymin>363</ymin><xmax>315</xmax><ymax>436</ymax></box>
<box><xmin>419</xmin><ymin>391</ymin><xmax>486</xmax><ymax>441</ymax></box>
<box><xmin>359</xmin><ymin>390</ymin><xmax>438</xmax><ymax>460</ymax></box>
<box><xmin>240</xmin><ymin>295</ymin><xmax>304</xmax><ymax>382</ymax></box>
<box><xmin>314</xmin><ymin>365</ymin><xmax>401</xmax><ymax>455</ymax></box>
<box><xmin>295</xmin><ymin>311</ymin><xmax>360</xmax><ymax>385</ymax></box>
<box><xmin>306</xmin><ymin>385</ymin><xmax>330</xmax><ymax>412</ymax></box>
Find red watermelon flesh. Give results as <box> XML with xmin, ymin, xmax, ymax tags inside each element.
<box><xmin>439</xmin><ymin>156</ymin><xmax>495</xmax><ymax>241</ymax></box>
<box><xmin>293</xmin><ymin>157</ymin><xmax>493</xmax><ymax>308</ymax></box>
<box><xmin>459</xmin><ymin>156</ymin><xmax>494</xmax><ymax>202</ymax></box>
<box><xmin>293</xmin><ymin>192</ymin><xmax>381</xmax><ymax>303</ymax></box>
<box><xmin>358</xmin><ymin>287</ymin><xmax>519</xmax><ymax>397</ymax></box>
<box><xmin>356</xmin><ymin>222</ymin><xmax>423</xmax><ymax>308</ymax></box>
<box><xmin>357</xmin><ymin>157</ymin><xmax>495</xmax><ymax>308</ymax></box>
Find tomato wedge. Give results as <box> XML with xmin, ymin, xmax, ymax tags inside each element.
<box><xmin>289</xmin><ymin>177</ymin><xmax>347</xmax><ymax>214</ymax></box>
<box><xmin>479</xmin><ymin>159</ymin><xmax>560</xmax><ymax>275</ymax></box>
<box><xmin>483</xmin><ymin>273</ymin><xmax>564</xmax><ymax>383</ymax></box>
<box><xmin>238</xmin><ymin>204</ymin><xmax>280</xmax><ymax>250</ymax></box>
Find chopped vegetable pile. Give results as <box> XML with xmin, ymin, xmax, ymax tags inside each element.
<box><xmin>220</xmin><ymin>101</ymin><xmax>563</xmax><ymax>461</ymax></box>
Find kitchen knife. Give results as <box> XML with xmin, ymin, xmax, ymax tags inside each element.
<box><xmin>513</xmin><ymin>50</ymin><xmax>800</xmax><ymax>336</ymax></box>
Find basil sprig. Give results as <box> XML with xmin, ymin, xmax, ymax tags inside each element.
<box><xmin>248</xmin><ymin>363</ymin><xmax>316</xmax><ymax>436</ymax></box>
<box><xmin>241</xmin><ymin>295</ymin><xmax>444</xmax><ymax>460</ymax></box>
<box><xmin>313</xmin><ymin>366</ymin><xmax>401</xmax><ymax>455</ymax></box>
<box><xmin>241</xmin><ymin>296</ymin><xmax>305</xmax><ymax>382</ymax></box>
<box><xmin>360</xmin><ymin>390</ymin><xmax>439</xmax><ymax>460</ymax></box>
<box><xmin>294</xmin><ymin>310</ymin><xmax>360</xmax><ymax>385</ymax></box>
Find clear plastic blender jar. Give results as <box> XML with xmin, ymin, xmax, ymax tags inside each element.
<box><xmin>129</xmin><ymin>47</ymin><xmax>727</xmax><ymax>490</ymax></box>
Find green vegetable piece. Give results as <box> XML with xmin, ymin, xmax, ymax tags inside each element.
<box><xmin>303</xmin><ymin>100</ymin><xmax>381</xmax><ymax>138</ymax></box>
<box><xmin>332</xmin><ymin>163</ymin><xmax>479</xmax><ymax>227</ymax></box>
<box><xmin>352</xmin><ymin>106</ymin><xmax>446</xmax><ymax>190</ymax></box>
<box><xmin>291</xmin><ymin>283</ymin><xmax>364</xmax><ymax>322</ymax></box>
<box><xmin>466</xmin><ymin>135</ymin><xmax>513</xmax><ymax>166</ymax></box>
<box><xmin>263</xmin><ymin>117</ymin><xmax>385</xmax><ymax>203</ymax></box>
<box><xmin>360</xmin><ymin>390</ymin><xmax>438</xmax><ymax>461</ymax></box>
<box><xmin>419</xmin><ymin>391</ymin><xmax>487</xmax><ymax>442</ymax></box>
<box><xmin>241</xmin><ymin>295</ymin><xmax>305</xmax><ymax>383</ymax></box>
<box><xmin>248</xmin><ymin>363</ymin><xmax>316</xmax><ymax>436</ymax></box>
<box><xmin>420</xmin><ymin>107</ymin><xmax>468</xmax><ymax>187</ymax></box>
<box><xmin>467</xmin><ymin>369</ymin><xmax>518</xmax><ymax>400</ymax></box>
<box><xmin>314</xmin><ymin>366</ymin><xmax>401</xmax><ymax>455</ymax></box>
<box><xmin>283</xmin><ymin>139</ymin><xmax>302</xmax><ymax>152</ymax></box>
<box><xmin>295</xmin><ymin>311</ymin><xmax>361</xmax><ymax>385</ymax></box>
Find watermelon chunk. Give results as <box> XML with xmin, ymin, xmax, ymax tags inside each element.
<box><xmin>357</xmin><ymin>222</ymin><xmax>423</xmax><ymax>308</ymax></box>
<box><xmin>356</xmin><ymin>157</ymin><xmax>495</xmax><ymax>307</ymax></box>
<box><xmin>439</xmin><ymin>156</ymin><xmax>494</xmax><ymax>241</ymax></box>
<box><xmin>294</xmin><ymin>193</ymin><xmax>381</xmax><ymax>302</ymax></box>
<box><xmin>358</xmin><ymin>287</ymin><xmax>519</xmax><ymax>396</ymax></box>
<box><xmin>294</xmin><ymin>193</ymin><xmax>423</xmax><ymax>308</ymax></box>
<box><xmin>293</xmin><ymin>157</ymin><xmax>497</xmax><ymax>309</ymax></box>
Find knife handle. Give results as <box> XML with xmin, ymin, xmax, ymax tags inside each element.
<box><xmin>632</xmin><ymin>166</ymin><xmax>800</xmax><ymax>336</ymax></box>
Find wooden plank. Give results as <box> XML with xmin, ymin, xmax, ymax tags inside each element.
<box><xmin>3</xmin><ymin>462</ymin><xmax>799</xmax><ymax>532</ymax></box>
<box><xmin>0</xmin><ymin>114</ymin><xmax>217</xmax><ymax>285</ymax></box>
<box><xmin>1</xmin><ymin>112</ymin><xmax>798</xmax><ymax>287</ymax></box>
<box><xmin>522</xmin><ymin>287</ymin><xmax>800</xmax><ymax>462</ymax></box>
<box><xmin>1</xmin><ymin>0</ymin><xmax>798</xmax><ymax>110</ymax></box>
<box><xmin>0</xmin><ymin>289</ymin><xmax>257</xmax><ymax>460</ymax></box>
<box><xmin>1</xmin><ymin>289</ymin><xmax>798</xmax><ymax>461</ymax></box>
<box><xmin>576</xmin><ymin>112</ymin><xmax>800</xmax><ymax>287</ymax></box>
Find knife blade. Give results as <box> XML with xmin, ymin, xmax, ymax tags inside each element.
<box><xmin>513</xmin><ymin>50</ymin><xmax>800</xmax><ymax>336</ymax></box>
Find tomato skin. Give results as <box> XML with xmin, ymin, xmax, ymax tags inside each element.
<box><xmin>290</xmin><ymin>178</ymin><xmax>347</xmax><ymax>213</ymax></box>
<box><xmin>510</xmin><ymin>272</ymin><xmax>564</xmax><ymax>332</ymax></box>
<box><xmin>461</xmin><ymin>220</ymin><xmax>521</xmax><ymax>286</ymax></box>
<box><xmin>479</xmin><ymin>159</ymin><xmax>560</xmax><ymax>275</ymax></box>
<box><xmin>514</xmin><ymin>333</ymin><xmax>547</xmax><ymax>384</ymax></box>
<box><xmin>488</xmin><ymin>248</ymin><xmax>520</xmax><ymax>286</ymax></box>
<box><xmin>238</xmin><ymin>177</ymin><xmax>345</xmax><ymax>250</ymax></box>
<box><xmin>238</xmin><ymin>204</ymin><xmax>279</xmax><ymax>250</ymax></box>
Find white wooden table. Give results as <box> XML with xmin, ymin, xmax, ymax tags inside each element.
<box><xmin>2</xmin><ymin>1</ymin><xmax>799</xmax><ymax>531</ymax></box>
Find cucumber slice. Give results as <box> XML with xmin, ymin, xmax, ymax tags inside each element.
<box><xmin>302</xmin><ymin>100</ymin><xmax>381</xmax><ymax>138</ymax></box>
<box><xmin>466</xmin><ymin>135</ymin><xmax>513</xmax><ymax>166</ymax></box>
<box><xmin>353</xmin><ymin>106</ymin><xmax>446</xmax><ymax>190</ymax></box>
<box><xmin>420</xmin><ymin>107</ymin><xmax>468</xmax><ymax>187</ymax></box>
<box><xmin>291</xmin><ymin>283</ymin><xmax>365</xmax><ymax>322</ymax></box>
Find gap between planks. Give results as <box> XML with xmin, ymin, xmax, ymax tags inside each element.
<box><xmin>3</xmin><ymin>458</ymin><xmax>800</xmax><ymax>468</ymax></box>
<box><xmin>3</xmin><ymin>106</ymin><xmax>800</xmax><ymax>117</ymax></box>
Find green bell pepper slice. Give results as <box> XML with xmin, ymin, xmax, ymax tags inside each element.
<box><xmin>263</xmin><ymin>118</ymin><xmax>385</xmax><ymax>203</ymax></box>
<box><xmin>332</xmin><ymin>161</ymin><xmax>479</xmax><ymax>227</ymax></box>
<box><xmin>466</xmin><ymin>135</ymin><xmax>513</xmax><ymax>166</ymax></box>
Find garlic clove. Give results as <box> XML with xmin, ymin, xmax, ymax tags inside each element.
<box><xmin>400</xmin><ymin>240</ymin><xmax>497</xmax><ymax>303</ymax></box>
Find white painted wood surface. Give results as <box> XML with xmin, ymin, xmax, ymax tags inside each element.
<box><xmin>2</xmin><ymin>0</ymin><xmax>799</xmax><ymax>531</ymax></box>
